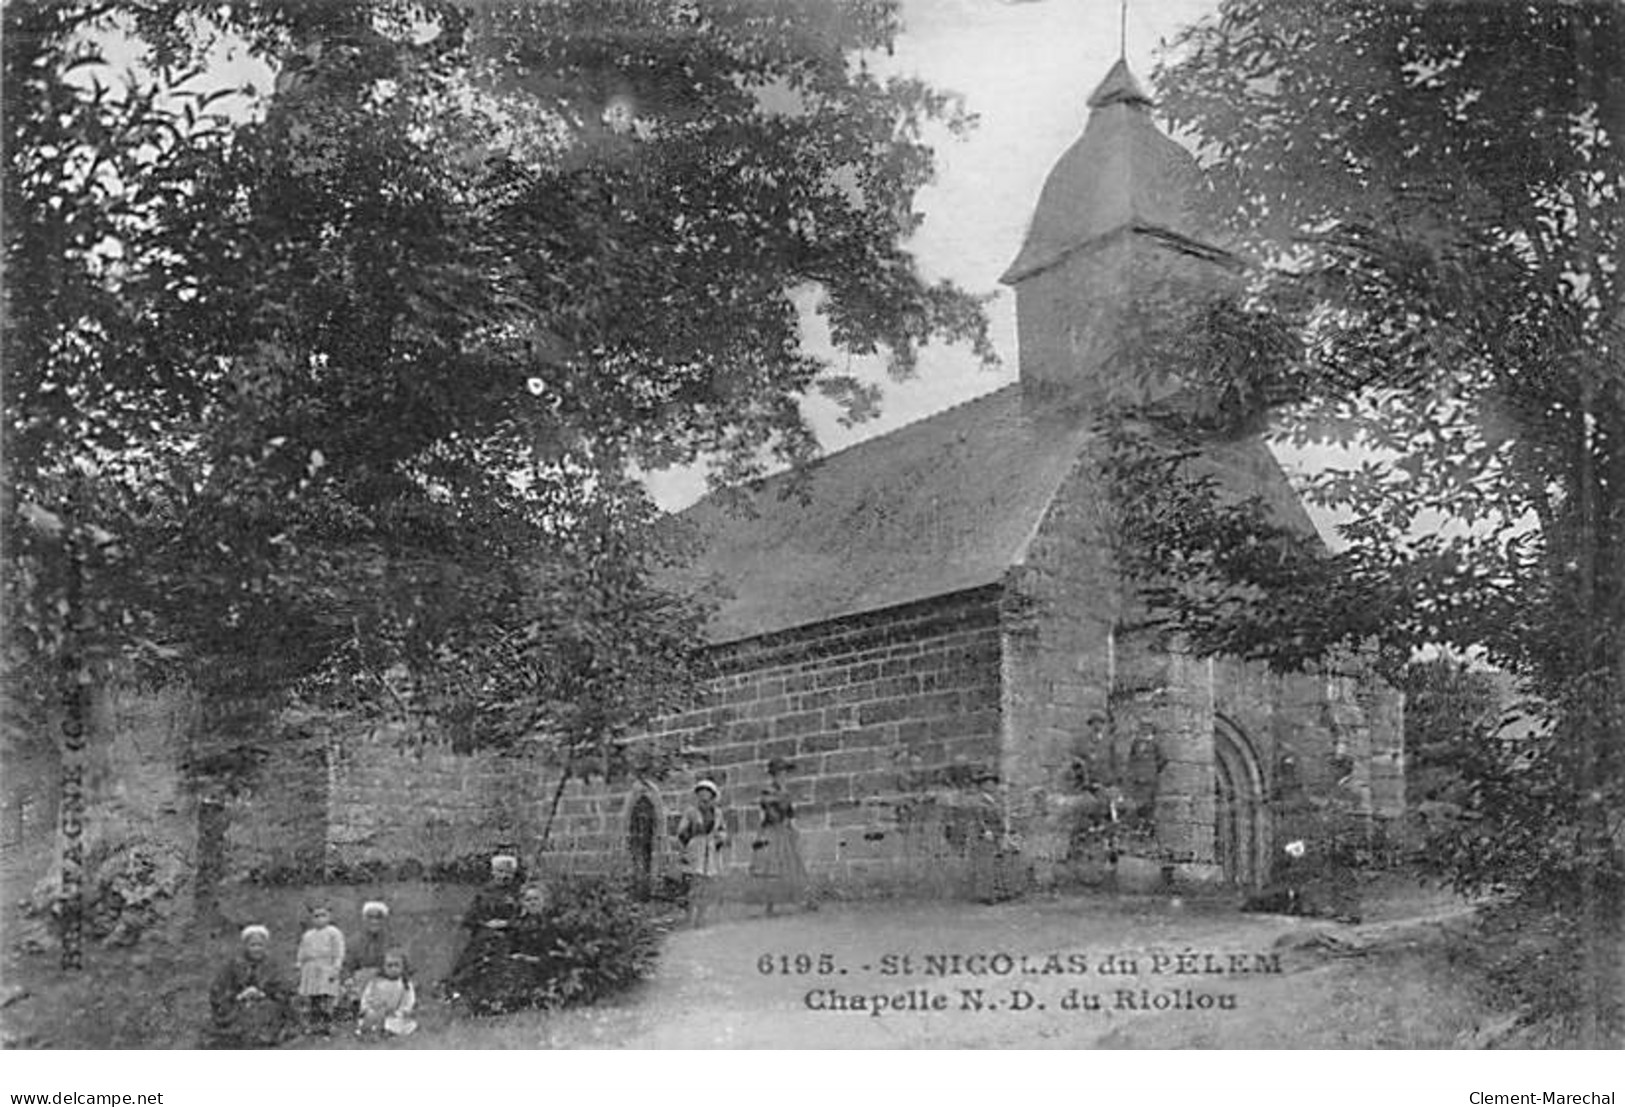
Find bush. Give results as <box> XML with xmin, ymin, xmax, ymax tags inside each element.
<box><xmin>545</xmin><ymin>875</ymin><xmax>663</xmax><ymax>1008</ymax></box>
<box><xmin>245</xmin><ymin>852</ymin><xmax>496</xmax><ymax>886</ymax></box>
<box><xmin>1447</xmin><ymin>882</ymin><xmax>1624</xmax><ymax>1044</ymax></box>
<box><xmin>426</xmin><ymin>853</ymin><xmax>492</xmax><ymax>885</ymax></box>
<box><xmin>23</xmin><ymin>838</ymin><xmax>190</xmax><ymax>948</ymax></box>
<box><xmin>88</xmin><ymin>841</ymin><xmax>190</xmax><ymax>944</ymax></box>
<box><xmin>445</xmin><ymin>874</ymin><xmax>664</xmax><ymax>1017</ymax></box>
<box><xmin>650</xmin><ymin>871</ymin><xmax>688</xmax><ymax>905</ymax></box>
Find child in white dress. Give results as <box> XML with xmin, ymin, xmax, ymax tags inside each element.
<box><xmin>357</xmin><ymin>950</ymin><xmax>417</xmax><ymax>1037</ymax></box>
<box><xmin>296</xmin><ymin>903</ymin><xmax>346</xmax><ymax>1035</ymax></box>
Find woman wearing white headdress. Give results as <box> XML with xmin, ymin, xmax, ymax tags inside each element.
<box><xmin>343</xmin><ymin>900</ymin><xmax>393</xmax><ymax>1013</ymax></box>
<box><xmin>445</xmin><ymin>850</ymin><xmax>526</xmax><ymax>1011</ymax></box>
<box><xmin>206</xmin><ymin>924</ymin><xmax>292</xmax><ymax>1048</ymax></box>
<box><xmin>677</xmin><ymin>780</ymin><xmax>728</xmax><ymax>928</ymax></box>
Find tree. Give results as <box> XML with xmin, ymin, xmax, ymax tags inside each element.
<box><xmin>4</xmin><ymin>0</ymin><xmax>991</xmax><ymax>922</ymax></box>
<box><xmin>1394</xmin><ymin>657</ymin><xmax>1502</xmax><ymax>815</ymax></box>
<box><xmin>1093</xmin><ymin>1</ymin><xmax>1622</xmax><ymax>1041</ymax></box>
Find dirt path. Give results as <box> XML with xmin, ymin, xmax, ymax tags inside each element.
<box><xmin>481</xmin><ymin>888</ymin><xmax>1491</xmax><ymax>1049</ymax></box>
<box><xmin>2</xmin><ymin>878</ymin><xmax>1492</xmax><ymax>1049</ymax></box>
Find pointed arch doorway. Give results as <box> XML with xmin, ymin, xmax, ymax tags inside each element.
<box><xmin>628</xmin><ymin>794</ymin><xmax>657</xmax><ymax>901</ymax></box>
<box><xmin>1213</xmin><ymin>717</ymin><xmax>1269</xmax><ymax>889</ymax></box>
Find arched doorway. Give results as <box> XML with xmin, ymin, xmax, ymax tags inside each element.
<box><xmin>627</xmin><ymin>794</ymin><xmax>657</xmax><ymax>901</ymax></box>
<box><xmin>1213</xmin><ymin>717</ymin><xmax>1269</xmax><ymax>889</ymax></box>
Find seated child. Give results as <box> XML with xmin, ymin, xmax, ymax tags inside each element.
<box><xmin>357</xmin><ymin>950</ymin><xmax>417</xmax><ymax>1037</ymax></box>
<box><xmin>207</xmin><ymin>924</ymin><xmax>293</xmax><ymax>1048</ymax></box>
<box><xmin>296</xmin><ymin>903</ymin><xmax>346</xmax><ymax>1035</ymax></box>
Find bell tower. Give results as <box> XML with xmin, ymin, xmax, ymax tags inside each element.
<box><xmin>1001</xmin><ymin>60</ymin><xmax>1234</xmax><ymax>416</ymax></box>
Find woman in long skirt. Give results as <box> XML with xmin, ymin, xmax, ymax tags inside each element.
<box><xmin>748</xmin><ymin>758</ymin><xmax>810</xmax><ymax>915</ymax></box>
<box><xmin>676</xmin><ymin>780</ymin><xmax>728</xmax><ymax>928</ymax></box>
<box><xmin>444</xmin><ymin>851</ymin><xmax>524</xmax><ymax>1011</ymax></box>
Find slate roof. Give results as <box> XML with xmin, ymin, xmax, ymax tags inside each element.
<box><xmin>666</xmin><ymin>386</ymin><xmax>1317</xmax><ymax>645</ymax></box>
<box><xmin>668</xmin><ymin>386</ymin><xmax>1092</xmax><ymax>644</ymax></box>
<box><xmin>1002</xmin><ymin>59</ymin><xmax>1214</xmax><ymax>284</ymax></box>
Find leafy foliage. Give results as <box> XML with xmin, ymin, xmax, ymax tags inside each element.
<box><xmin>22</xmin><ymin>838</ymin><xmax>191</xmax><ymax>949</ymax></box>
<box><xmin>541</xmin><ymin>874</ymin><xmax>663</xmax><ymax>1008</ymax></box>
<box><xmin>1146</xmin><ymin>0</ymin><xmax>1622</xmax><ymax>677</ymax></box>
<box><xmin>1395</xmin><ymin>657</ymin><xmax>1501</xmax><ymax>813</ymax></box>
<box><xmin>1102</xmin><ymin>0</ymin><xmax>1625</xmax><ymax>1040</ymax></box>
<box><xmin>4</xmin><ymin>0</ymin><xmax>990</xmax><ymax>760</ymax></box>
<box><xmin>445</xmin><ymin>874</ymin><xmax>661</xmax><ymax>1015</ymax></box>
<box><xmin>1453</xmin><ymin>900</ymin><xmax>1609</xmax><ymax>1044</ymax></box>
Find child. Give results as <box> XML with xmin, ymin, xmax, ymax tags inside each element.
<box><xmin>207</xmin><ymin>924</ymin><xmax>293</xmax><ymax>1048</ymax></box>
<box><xmin>296</xmin><ymin>903</ymin><xmax>346</xmax><ymax>1035</ymax></box>
<box><xmin>357</xmin><ymin>949</ymin><xmax>417</xmax><ymax>1037</ymax></box>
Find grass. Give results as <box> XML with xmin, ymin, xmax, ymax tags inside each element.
<box><xmin>2</xmin><ymin>868</ymin><xmax>1569</xmax><ymax>1049</ymax></box>
<box><xmin>0</xmin><ymin>879</ymin><xmax>678</xmax><ymax>1049</ymax></box>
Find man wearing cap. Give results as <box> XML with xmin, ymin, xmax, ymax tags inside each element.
<box><xmin>676</xmin><ymin>780</ymin><xmax>728</xmax><ymax>928</ymax></box>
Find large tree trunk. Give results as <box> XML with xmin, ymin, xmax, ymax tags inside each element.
<box><xmin>187</xmin><ymin>695</ymin><xmax>279</xmax><ymax>937</ymax></box>
<box><xmin>52</xmin><ymin>511</ymin><xmax>92</xmax><ymax>972</ymax></box>
<box><xmin>1570</xmin><ymin>379</ymin><xmax>1624</xmax><ymax>1047</ymax></box>
<box><xmin>53</xmin><ymin>669</ymin><xmax>89</xmax><ymax>971</ymax></box>
<box><xmin>191</xmin><ymin>795</ymin><xmax>230</xmax><ymax>934</ymax></box>
<box><xmin>1573</xmin><ymin>14</ymin><xmax>1625</xmax><ymax>1048</ymax></box>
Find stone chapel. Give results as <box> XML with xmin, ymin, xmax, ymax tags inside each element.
<box><xmin>228</xmin><ymin>59</ymin><xmax>1405</xmax><ymax>898</ymax></box>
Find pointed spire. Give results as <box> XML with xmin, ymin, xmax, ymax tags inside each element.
<box><xmin>1001</xmin><ymin>58</ymin><xmax>1197</xmax><ymax>285</ymax></box>
<box><xmin>1001</xmin><ymin>55</ymin><xmax>1235</xmax><ymax>410</ymax></box>
<box><xmin>1086</xmin><ymin>57</ymin><xmax>1152</xmax><ymax>110</ymax></box>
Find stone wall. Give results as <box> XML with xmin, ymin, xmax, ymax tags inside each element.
<box><xmin>990</xmin><ymin>430</ymin><xmax>1405</xmax><ymax>892</ymax></box>
<box><xmin>252</xmin><ymin>521</ymin><xmax>1403</xmax><ymax>900</ymax></box>
<box><xmin>226</xmin><ymin>713</ymin><xmax>331</xmax><ymax>879</ymax></box>
<box><xmin>319</xmin><ymin>719</ymin><xmax>538</xmax><ymax>875</ymax></box>
<box><xmin>321</xmin><ymin>587</ymin><xmax>1009</xmax><ymax>897</ymax></box>
<box><xmin>1015</xmin><ymin>231</ymin><xmax>1233</xmax><ymax>416</ymax></box>
<box><xmin>1</xmin><ymin>682</ymin><xmax>203</xmax><ymax>942</ymax></box>
<box><xmin>1357</xmin><ymin>678</ymin><xmax>1407</xmax><ymax>832</ymax></box>
<box><xmin>20</xmin><ymin>685</ymin><xmax>340</xmax><ymax>888</ymax></box>
<box><xmin>636</xmin><ymin>586</ymin><xmax>1005</xmax><ymax>894</ymax></box>
<box><xmin>1</xmin><ymin>685</ymin><xmax>59</xmax><ymax>892</ymax></box>
<box><xmin>89</xmin><ymin>685</ymin><xmax>198</xmax><ymax>860</ymax></box>
<box><xmin>999</xmin><ymin>439</ymin><xmax>1121</xmax><ymax>882</ymax></box>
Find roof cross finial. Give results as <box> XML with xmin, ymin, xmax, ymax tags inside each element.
<box><xmin>1119</xmin><ymin>0</ymin><xmax>1128</xmax><ymax>60</ymax></box>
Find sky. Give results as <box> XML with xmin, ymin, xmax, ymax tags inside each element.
<box><xmin>644</xmin><ymin>0</ymin><xmax>1227</xmax><ymax>510</ymax></box>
